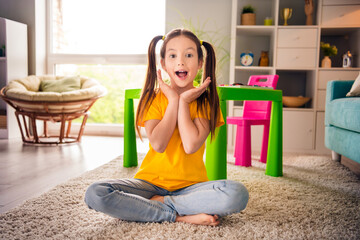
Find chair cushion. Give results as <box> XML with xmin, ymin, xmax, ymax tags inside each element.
<box><xmin>39</xmin><ymin>76</ymin><xmax>81</xmax><ymax>93</ymax></box>
<box><xmin>327</xmin><ymin>97</ymin><xmax>360</xmax><ymax>133</ymax></box>
<box><xmin>4</xmin><ymin>75</ymin><xmax>106</xmax><ymax>102</ymax></box>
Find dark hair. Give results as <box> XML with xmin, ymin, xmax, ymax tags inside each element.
<box><xmin>136</xmin><ymin>28</ymin><xmax>220</xmax><ymax>140</ymax></box>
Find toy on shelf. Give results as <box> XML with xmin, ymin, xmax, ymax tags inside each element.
<box><xmin>240</xmin><ymin>52</ymin><xmax>254</xmax><ymax>66</ymax></box>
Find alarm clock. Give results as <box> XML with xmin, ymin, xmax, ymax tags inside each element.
<box><xmin>240</xmin><ymin>52</ymin><xmax>254</xmax><ymax>66</ymax></box>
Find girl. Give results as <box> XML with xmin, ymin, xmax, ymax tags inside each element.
<box><xmin>85</xmin><ymin>29</ymin><xmax>249</xmax><ymax>226</ymax></box>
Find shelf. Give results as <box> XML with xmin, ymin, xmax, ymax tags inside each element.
<box><xmin>230</xmin><ymin>0</ymin><xmax>359</xmax><ymax>153</ymax></box>
<box><xmin>276</xmin><ymin>67</ymin><xmax>317</xmax><ymax>71</ymax></box>
<box><xmin>278</xmin><ymin>0</ymin><xmax>318</xmax><ymax>26</ymax></box>
<box><xmin>318</xmin><ymin>67</ymin><xmax>360</xmax><ymax>71</ymax></box>
<box><xmin>236</xmin><ymin>25</ymin><xmax>275</xmax><ymax>35</ymax></box>
<box><xmin>277</xmin><ymin>26</ymin><xmax>318</xmax><ymax>29</ymax></box>
<box><xmin>235</xmin><ymin>66</ymin><xmax>273</xmax><ymax>71</ymax></box>
<box><xmin>320</xmin><ymin>31</ymin><xmax>359</xmax><ymax>68</ymax></box>
<box><xmin>321</xmin><ymin>27</ymin><xmax>360</xmax><ymax>35</ymax></box>
<box><xmin>0</xmin><ymin>18</ymin><xmax>27</xmax><ymax>140</ymax></box>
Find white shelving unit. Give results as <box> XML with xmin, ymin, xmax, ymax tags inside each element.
<box><xmin>229</xmin><ymin>0</ymin><xmax>360</xmax><ymax>154</ymax></box>
<box><xmin>0</xmin><ymin>17</ymin><xmax>28</xmax><ymax>139</ymax></box>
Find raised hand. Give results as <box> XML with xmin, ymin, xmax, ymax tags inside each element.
<box><xmin>180</xmin><ymin>77</ymin><xmax>211</xmax><ymax>104</ymax></box>
<box><xmin>177</xmin><ymin>77</ymin><xmax>212</xmax><ymax>154</ymax></box>
<box><xmin>157</xmin><ymin>69</ymin><xmax>179</xmax><ymax>102</ymax></box>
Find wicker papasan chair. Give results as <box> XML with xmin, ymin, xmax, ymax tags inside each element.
<box><xmin>0</xmin><ymin>75</ymin><xmax>107</xmax><ymax>144</ymax></box>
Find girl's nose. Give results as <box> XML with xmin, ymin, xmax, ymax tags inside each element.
<box><xmin>178</xmin><ymin>56</ymin><xmax>185</xmax><ymax>66</ymax></box>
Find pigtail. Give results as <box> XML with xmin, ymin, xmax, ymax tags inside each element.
<box><xmin>135</xmin><ymin>35</ymin><xmax>163</xmax><ymax>139</ymax></box>
<box><xmin>200</xmin><ymin>41</ymin><xmax>220</xmax><ymax>140</ymax></box>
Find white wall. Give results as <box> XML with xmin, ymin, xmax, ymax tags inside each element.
<box><xmin>0</xmin><ymin>0</ymin><xmax>46</xmax><ymax>75</ymax></box>
<box><xmin>165</xmin><ymin>0</ymin><xmax>232</xmax><ymax>84</ymax></box>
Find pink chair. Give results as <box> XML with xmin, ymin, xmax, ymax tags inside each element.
<box><xmin>227</xmin><ymin>75</ymin><xmax>279</xmax><ymax>167</ymax></box>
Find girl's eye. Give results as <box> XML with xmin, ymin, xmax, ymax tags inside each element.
<box><xmin>169</xmin><ymin>54</ymin><xmax>176</xmax><ymax>58</ymax></box>
<box><xmin>186</xmin><ymin>53</ymin><xmax>193</xmax><ymax>58</ymax></box>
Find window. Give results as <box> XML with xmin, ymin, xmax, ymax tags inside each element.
<box><xmin>51</xmin><ymin>0</ymin><xmax>165</xmax><ymax>54</ymax></box>
<box><xmin>47</xmin><ymin>0</ymin><xmax>165</xmax><ymax>127</ymax></box>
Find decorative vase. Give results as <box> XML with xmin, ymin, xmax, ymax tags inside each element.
<box><xmin>241</xmin><ymin>13</ymin><xmax>256</xmax><ymax>25</ymax></box>
<box><xmin>321</xmin><ymin>56</ymin><xmax>331</xmax><ymax>68</ymax></box>
<box><xmin>259</xmin><ymin>51</ymin><xmax>269</xmax><ymax>66</ymax></box>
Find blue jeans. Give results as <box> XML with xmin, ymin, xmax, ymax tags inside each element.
<box><xmin>84</xmin><ymin>178</ymin><xmax>249</xmax><ymax>223</ymax></box>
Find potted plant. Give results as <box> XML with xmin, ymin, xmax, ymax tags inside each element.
<box><xmin>320</xmin><ymin>42</ymin><xmax>337</xmax><ymax>68</ymax></box>
<box><xmin>241</xmin><ymin>5</ymin><xmax>256</xmax><ymax>25</ymax></box>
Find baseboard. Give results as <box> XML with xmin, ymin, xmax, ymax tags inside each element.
<box><xmin>341</xmin><ymin>156</ymin><xmax>360</xmax><ymax>179</ymax></box>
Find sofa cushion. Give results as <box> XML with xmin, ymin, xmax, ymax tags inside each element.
<box><xmin>327</xmin><ymin>97</ymin><xmax>360</xmax><ymax>133</ymax></box>
<box><xmin>346</xmin><ymin>72</ymin><xmax>360</xmax><ymax>97</ymax></box>
<box><xmin>39</xmin><ymin>76</ymin><xmax>81</xmax><ymax>93</ymax></box>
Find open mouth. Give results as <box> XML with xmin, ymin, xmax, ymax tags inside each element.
<box><xmin>175</xmin><ymin>71</ymin><xmax>188</xmax><ymax>79</ymax></box>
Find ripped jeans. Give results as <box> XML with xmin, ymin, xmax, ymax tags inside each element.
<box><xmin>84</xmin><ymin>178</ymin><xmax>249</xmax><ymax>222</ymax></box>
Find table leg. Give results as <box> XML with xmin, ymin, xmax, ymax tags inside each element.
<box><xmin>205</xmin><ymin>100</ymin><xmax>227</xmax><ymax>180</ymax></box>
<box><xmin>265</xmin><ymin>100</ymin><xmax>283</xmax><ymax>177</ymax></box>
<box><xmin>124</xmin><ymin>98</ymin><xmax>138</xmax><ymax>167</ymax></box>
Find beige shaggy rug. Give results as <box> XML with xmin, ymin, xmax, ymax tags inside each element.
<box><xmin>1</xmin><ymin>154</ymin><xmax>360</xmax><ymax>240</ymax></box>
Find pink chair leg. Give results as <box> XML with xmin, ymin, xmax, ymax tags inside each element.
<box><xmin>235</xmin><ymin>122</ymin><xmax>252</xmax><ymax>167</ymax></box>
<box><xmin>260</xmin><ymin>123</ymin><xmax>270</xmax><ymax>163</ymax></box>
<box><xmin>234</xmin><ymin>125</ymin><xmax>241</xmax><ymax>159</ymax></box>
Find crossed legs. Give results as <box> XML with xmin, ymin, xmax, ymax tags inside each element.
<box><xmin>85</xmin><ymin>178</ymin><xmax>249</xmax><ymax>226</ymax></box>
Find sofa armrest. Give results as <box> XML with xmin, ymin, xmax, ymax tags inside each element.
<box><xmin>325</xmin><ymin>80</ymin><xmax>354</xmax><ymax>126</ymax></box>
<box><xmin>326</xmin><ymin>80</ymin><xmax>354</xmax><ymax>102</ymax></box>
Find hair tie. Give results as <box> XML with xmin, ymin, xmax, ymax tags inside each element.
<box><xmin>200</xmin><ymin>40</ymin><xmax>203</xmax><ymax>46</ymax></box>
<box><xmin>162</xmin><ymin>36</ymin><xmax>165</xmax><ymax>40</ymax></box>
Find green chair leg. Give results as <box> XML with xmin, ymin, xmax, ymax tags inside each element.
<box><xmin>205</xmin><ymin>100</ymin><xmax>227</xmax><ymax>180</ymax></box>
<box><xmin>265</xmin><ymin>100</ymin><xmax>283</xmax><ymax>177</ymax></box>
<box><xmin>124</xmin><ymin>98</ymin><xmax>138</xmax><ymax>167</ymax></box>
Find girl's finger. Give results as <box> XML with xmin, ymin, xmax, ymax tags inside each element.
<box><xmin>157</xmin><ymin>69</ymin><xmax>163</xmax><ymax>83</ymax></box>
<box><xmin>203</xmin><ymin>77</ymin><xmax>211</xmax><ymax>84</ymax></box>
<box><xmin>201</xmin><ymin>77</ymin><xmax>211</xmax><ymax>89</ymax></box>
<box><xmin>204</xmin><ymin>77</ymin><xmax>211</xmax><ymax>82</ymax></box>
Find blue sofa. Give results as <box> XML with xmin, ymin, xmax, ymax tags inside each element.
<box><xmin>325</xmin><ymin>80</ymin><xmax>360</xmax><ymax>164</ymax></box>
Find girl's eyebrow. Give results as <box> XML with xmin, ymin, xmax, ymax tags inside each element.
<box><xmin>168</xmin><ymin>47</ymin><xmax>196</xmax><ymax>51</ymax></box>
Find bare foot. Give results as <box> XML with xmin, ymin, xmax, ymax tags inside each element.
<box><xmin>176</xmin><ymin>213</ymin><xmax>220</xmax><ymax>226</ymax></box>
<box><xmin>150</xmin><ymin>196</ymin><xmax>220</xmax><ymax>226</ymax></box>
<box><xmin>150</xmin><ymin>195</ymin><xmax>164</xmax><ymax>203</ymax></box>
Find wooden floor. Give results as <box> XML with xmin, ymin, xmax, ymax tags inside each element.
<box><xmin>0</xmin><ymin>136</ymin><xmax>149</xmax><ymax>214</ymax></box>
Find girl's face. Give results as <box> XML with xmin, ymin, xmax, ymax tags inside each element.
<box><xmin>161</xmin><ymin>36</ymin><xmax>203</xmax><ymax>93</ymax></box>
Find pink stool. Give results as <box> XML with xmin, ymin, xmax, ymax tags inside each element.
<box><xmin>227</xmin><ymin>75</ymin><xmax>279</xmax><ymax>167</ymax></box>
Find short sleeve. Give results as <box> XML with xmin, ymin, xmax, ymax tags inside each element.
<box><xmin>217</xmin><ymin>110</ymin><xmax>225</xmax><ymax>127</ymax></box>
<box><xmin>138</xmin><ymin>92</ymin><xmax>164</xmax><ymax>127</ymax></box>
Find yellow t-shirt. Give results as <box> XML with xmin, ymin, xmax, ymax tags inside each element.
<box><xmin>134</xmin><ymin>91</ymin><xmax>224</xmax><ymax>191</ymax></box>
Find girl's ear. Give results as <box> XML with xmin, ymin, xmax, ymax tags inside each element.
<box><xmin>161</xmin><ymin>58</ymin><xmax>167</xmax><ymax>72</ymax></box>
<box><xmin>198</xmin><ymin>59</ymin><xmax>203</xmax><ymax>70</ymax></box>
